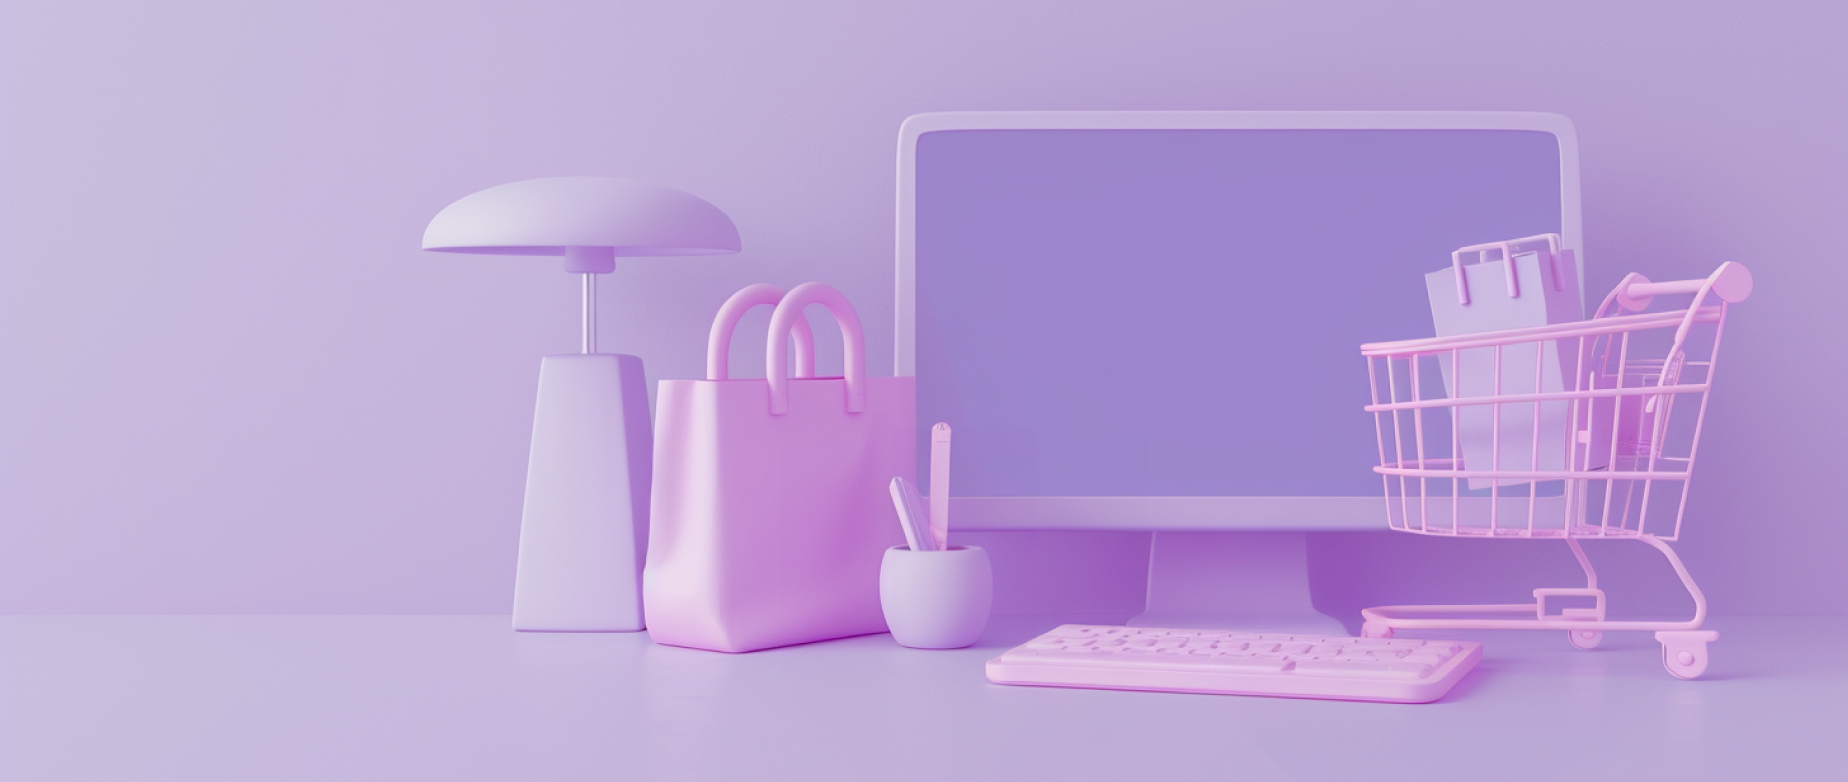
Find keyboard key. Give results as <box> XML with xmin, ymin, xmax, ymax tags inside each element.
<box><xmin>1012</xmin><ymin>647</ymin><xmax>1094</xmax><ymax>661</ymax></box>
<box><xmin>1192</xmin><ymin>655</ymin><xmax>1293</xmax><ymax>673</ymax></box>
<box><xmin>1292</xmin><ymin>659</ymin><xmax>1433</xmax><ymax>679</ymax></box>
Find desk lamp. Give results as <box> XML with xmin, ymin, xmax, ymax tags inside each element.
<box><xmin>423</xmin><ymin>176</ymin><xmax>740</xmax><ymax>632</ymax></box>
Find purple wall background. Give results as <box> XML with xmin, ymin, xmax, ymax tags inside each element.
<box><xmin>2</xmin><ymin>1</ymin><xmax>1842</xmax><ymax>616</ymax></box>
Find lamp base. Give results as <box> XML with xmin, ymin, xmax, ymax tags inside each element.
<box><xmin>512</xmin><ymin>353</ymin><xmax>652</xmax><ymax>632</ymax></box>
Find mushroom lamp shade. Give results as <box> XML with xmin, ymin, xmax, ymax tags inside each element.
<box><xmin>422</xmin><ymin>176</ymin><xmax>741</xmax><ymax>261</ymax></box>
<box><xmin>423</xmin><ymin>176</ymin><xmax>739</xmax><ymax>633</ymax></box>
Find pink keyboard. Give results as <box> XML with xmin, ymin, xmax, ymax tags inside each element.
<box><xmin>986</xmin><ymin>625</ymin><xmax>1482</xmax><ymax>703</ymax></box>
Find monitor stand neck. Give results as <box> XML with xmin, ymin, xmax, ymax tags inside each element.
<box><xmin>1129</xmin><ymin>531</ymin><xmax>1347</xmax><ymax>636</ymax></box>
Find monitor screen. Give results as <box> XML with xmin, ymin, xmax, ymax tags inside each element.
<box><xmin>910</xmin><ymin>125</ymin><xmax>1567</xmax><ymax>500</ymax></box>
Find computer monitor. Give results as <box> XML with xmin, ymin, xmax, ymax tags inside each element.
<box><xmin>895</xmin><ymin>112</ymin><xmax>1582</xmax><ymax>630</ymax></box>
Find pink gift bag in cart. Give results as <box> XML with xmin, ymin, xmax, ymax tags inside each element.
<box><xmin>644</xmin><ymin>282</ymin><xmax>914</xmax><ymax>652</ymax></box>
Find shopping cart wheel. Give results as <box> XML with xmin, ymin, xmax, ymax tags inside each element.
<box><xmin>1361</xmin><ymin>621</ymin><xmax>1393</xmax><ymax>639</ymax></box>
<box><xmin>1567</xmin><ymin>629</ymin><xmax>1603</xmax><ymax>650</ymax></box>
<box><xmin>1655</xmin><ymin>631</ymin><xmax>1718</xmax><ymax>680</ymax></box>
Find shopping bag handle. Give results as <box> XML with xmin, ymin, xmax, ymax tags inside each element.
<box><xmin>766</xmin><ymin>281</ymin><xmax>865</xmax><ymax>415</ymax></box>
<box><xmin>706</xmin><ymin>284</ymin><xmax>816</xmax><ymax>381</ymax></box>
<box><xmin>1450</xmin><ymin>233</ymin><xmax>1565</xmax><ymax>305</ymax></box>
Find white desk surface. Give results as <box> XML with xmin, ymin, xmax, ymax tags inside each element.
<box><xmin>2</xmin><ymin>614</ymin><xmax>1836</xmax><ymax>780</ymax></box>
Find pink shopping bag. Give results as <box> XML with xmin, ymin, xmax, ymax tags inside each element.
<box><xmin>644</xmin><ymin>282</ymin><xmax>914</xmax><ymax>652</ymax></box>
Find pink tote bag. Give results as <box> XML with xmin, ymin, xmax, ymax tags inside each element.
<box><xmin>644</xmin><ymin>282</ymin><xmax>914</xmax><ymax>652</ymax></box>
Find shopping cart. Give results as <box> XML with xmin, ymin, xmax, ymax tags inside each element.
<box><xmin>1356</xmin><ymin>263</ymin><xmax>1753</xmax><ymax>679</ymax></box>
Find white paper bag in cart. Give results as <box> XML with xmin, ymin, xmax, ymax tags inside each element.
<box><xmin>645</xmin><ymin>282</ymin><xmax>913</xmax><ymax>653</ymax></box>
<box><xmin>1424</xmin><ymin>234</ymin><xmax>1587</xmax><ymax>488</ymax></box>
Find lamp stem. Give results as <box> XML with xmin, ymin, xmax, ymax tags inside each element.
<box><xmin>581</xmin><ymin>273</ymin><xmax>596</xmax><ymax>354</ymax></box>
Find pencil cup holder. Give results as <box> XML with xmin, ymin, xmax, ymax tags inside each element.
<box><xmin>879</xmin><ymin>545</ymin><xmax>992</xmax><ymax>649</ymax></box>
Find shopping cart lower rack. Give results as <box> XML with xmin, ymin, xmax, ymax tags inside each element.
<box><xmin>1357</xmin><ymin>263</ymin><xmax>1752</xmax><ymax>679</ymax></box>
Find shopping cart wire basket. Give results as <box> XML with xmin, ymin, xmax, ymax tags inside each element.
<box><xmin>1356</xmin><ymin>262</ymin><xmax>1752</xmax><ymax>679</ymax></box>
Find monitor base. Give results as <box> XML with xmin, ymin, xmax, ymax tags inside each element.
<box><xmin>1127</xmin><ymin>531</ymin><xmax>1347</xmax><ymax>636</ymax></box>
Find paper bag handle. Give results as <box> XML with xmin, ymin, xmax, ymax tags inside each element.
<box><xmin>707</xmin><ymin>284</ymin><xmax>816</xmax><ymax>380</ymax></box>
<box><xmin>766</xmin><ymin>282</ymin><xmax>865</xmax><ymax>416</ymax></box>
<box><xmin>1450</xmin><ymin>233</ymin><xmax>1565</xmax><ymax>305</ymax></box>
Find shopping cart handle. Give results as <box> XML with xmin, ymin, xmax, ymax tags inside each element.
<box><xmin>1617</xmin><ymin>262</ymin><xmax>1753</xmax><ymax>312</ymax></box>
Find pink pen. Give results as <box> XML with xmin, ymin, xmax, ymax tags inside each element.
<box><xmin>888</xmin><ymin>477</ymin><xmax>935</xmax><ymax>552</ymax></box>
<box><xmin>928</xmin><ymin>423</ymin><xmax>951</xmax><ymax>549</ymax></box>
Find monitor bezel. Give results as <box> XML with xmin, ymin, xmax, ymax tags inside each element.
<box><xmin>894</xmin><ymin>111</ymin><xmax>1582</xmax><ymax>532</ymax></box>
